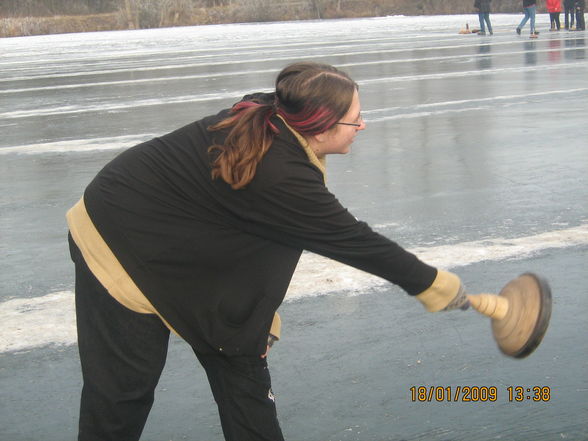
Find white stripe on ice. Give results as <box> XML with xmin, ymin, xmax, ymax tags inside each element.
<box><xmin>0</xmin><ymin>134</ymin><xmax>157</xmax><ymax>155</ymax></box>
<box><xmin>358</xmin><ymin>62</ymin><xmax>588</xmax><ymax>85</ymax></box>
<box><xmin>2</xmin><ymin>46</ymin><xmax>582</xmax><ymax>95</ymax></box>
<box><xmin>2</xmin><ymin>87</ymin><xmax>587</xmax><ymax>152</ymax></box>
<box><xmin>1</xmin><ymin>224</ymin><xmax>586</xmax><ymax>353</ymax></box>
<box><xmin>0</xmin><ymin>43</ymin><xmax>576</xmax><ymax>87</ymax></box>
<box><xmin>0</xmin><ymin>291</ymin><xmax>76</xmax><ymax>353</ymax></box>
<box><xmin>288</xmin><ymin>224</ymin><xmax>588</xmax><ymax>300</ymax></box>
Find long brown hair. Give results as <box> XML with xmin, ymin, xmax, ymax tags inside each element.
<box><xmin>208</xmin><ymin>62</ymin><xmax>357</xmax><ymax>189</ymax></box>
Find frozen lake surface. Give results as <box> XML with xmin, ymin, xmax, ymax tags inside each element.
<box><xmin>1</xmin><ymin>13</ymin><xmax>587</xmax><ymax>441</ymax></box>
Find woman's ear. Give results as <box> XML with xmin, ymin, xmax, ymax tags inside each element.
<box><xmin>306</xmin><ymin>133</ymin><xmax>325</xmax><ymax>156</ymax></box>
<box><xmin>312</xmin><ymin>129</ymin><xmax>332</xmax><ymax>147</ymax></box>
<box><xmin>314</xmin><ymin>131</ymin><xmax>328</xmax><ymax>143</ymax></box>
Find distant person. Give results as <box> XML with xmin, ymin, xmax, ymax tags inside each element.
<box><xmin>66</xmin><ymin>61</ymin><xmax>468</xmax><ymax>441</ymax></box>
<box><xmin>564</xmin><ymin>0</ymin><xmax>576</xmax><ymax>28</ymax></box>
<box><xmin>517</xmin><ymin>0</ymin><xmax>539</xmax><ymax>38</ymax></box>
<box><xmin>474</xmin><ymin>0</ymin><xmax>493</xmax><ymax>35</ymax></box>
<box><xmin>547</xmin><ymin>0</ymin><xmax>562</xmax><ymax>30</ymax></box>
<box><xmin>575</xmin><ymin>0</ymin><xmax>586</xmax><ymax>30</ymax></box>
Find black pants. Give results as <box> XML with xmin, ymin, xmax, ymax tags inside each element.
<box><xmin>577</xmin><ymin>9</ymin><xmax>586</xmax><ymax>30</ymax></box>
<box><xmin>70</xmin><ymin>235</ymin><xmax>284</xmax><ymax>441</ymax></box>
<box><xmin>565</xmin><ymin>6</ymin><xmax>575</xmax><ymax>28</ymax></box>
<box><xmin>550</xmin><ymin>12</ymin><xmax>561</xmax><ymax>29</ymax></box>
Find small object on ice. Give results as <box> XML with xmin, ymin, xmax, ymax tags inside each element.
<box><xmin>459</xmin><ymin>23</ymin><xmax>472</xmax><ymax>34</ymax></box>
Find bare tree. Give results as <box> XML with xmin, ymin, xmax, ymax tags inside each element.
<box><xmin>310</xmin><ymin>0</ymin><xmax>323</xmax><ymax>19</ymax></box>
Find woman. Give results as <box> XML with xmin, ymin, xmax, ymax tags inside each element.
<box><xmin>474</xmin><ymin>0</ymin><xmax>493</xmax><ymax>35</ymax></box>
<box><xmin>547</xmin><ymin>0</ymin><xmax>562</xmax><ymax>30</ymax></box>
<box><xmin>67</xmin><ymin>61</ymin><xmax>467</xmax><ymax>441</ymax></box>
<box><xmin>517</xmin><ymin>0</ymin><xmax>539</xmax><ymax>37</ymax></box>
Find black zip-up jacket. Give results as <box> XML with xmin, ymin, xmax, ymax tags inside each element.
<box><xmin>81</xmin><ymin>100</ymin><xmax>437</xmax><ymax>355</ymax></box>
<box><xmin>474</xmin><ymin>0</ymin><xmax>492</xmax><ymax>13</ymax></box>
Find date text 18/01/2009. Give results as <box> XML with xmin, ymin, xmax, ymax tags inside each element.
<box><xmin>409</xmin><ymin>386</ymin><xmax>551</xmax><ymax>402</ymax></box>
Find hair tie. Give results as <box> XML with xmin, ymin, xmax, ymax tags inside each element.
<box><xmin>272</xmin><ymin>96</ymin><xmax>280</xmax><ymax>113</ymax></box>
<box><xmin>265</xmin><ymin>110</ymin><xmax>279</xmax><ymax>134</ymax></box>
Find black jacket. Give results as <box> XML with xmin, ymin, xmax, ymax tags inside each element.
<box><xmin>523</xmin><ymin>0</ymin><xmax>536</xmax><ymax>7</ymax></box>
<box><xmin>82</xmin><ymin>101</ymin><xmax>437</xmax><ymax>355</ymax></box>
<box><xmin>475</xmin><ymin>0</ymin><xmax>492</xmax><ymax>13</ymax></box>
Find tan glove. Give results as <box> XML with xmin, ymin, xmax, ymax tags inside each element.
<box><xmin>415</xmin><ymin>270</ymin><xmax>469</xmax><ymax>312</ymax></box>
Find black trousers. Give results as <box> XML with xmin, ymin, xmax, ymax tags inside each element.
<box><xmin>550</xmin><ymin>12</ymin><xmax>561</xmax><ymax>29</ymax></box>
<box><xmin>577</xmin><ymin>9</ymin><xmax>586</xmax><ymax>30</ymax></box>
<box><xmin>70</xmin><ymin>235</ymin><xmax>284</xmax><ymax>441</ymax></box>
<box><xmin>565</xmin><ymin>6</ymin><xmax>575</xmax><ymax>28</ymax></box>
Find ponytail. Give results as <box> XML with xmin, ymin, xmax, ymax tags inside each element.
<box><xmin>208</xmin><ymin>100</ymin><xmax>279</xmax><ymax>190</ymax></box>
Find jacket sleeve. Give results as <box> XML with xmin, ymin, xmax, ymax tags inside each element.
<box><xmin>245</xmin><ymin>163</ymin><xmax>437</xmax><ymax>295</ymax></box>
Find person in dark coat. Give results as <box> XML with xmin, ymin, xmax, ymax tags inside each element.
<box><xmin>67</xmin><ymin>61</ymin><xmax>468</xmax><ymax>441</ymax></box>
<box><xmin>564</xmin><ymin>0</ymin><xmax>575</xmax><ymax>28</ymax></box>
<box><xmin>474</xmin><ymin>0</ymin><xmax>493</xmax><ymax>35</ymax></box>
<box><xmin>517</xmin><ymin>0</ymin><xmax>539</xmax><ymax>37</ymax></box>
<box><xmin>575</xmin><ymin>0</ymin><xmax>586</xmax><ymax>30</ymax></box>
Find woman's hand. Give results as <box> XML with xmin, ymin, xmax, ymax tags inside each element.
<box><xmin>261</xmin><ymin>345</ymin><xmax>270</xmax><ymax>359</ymax></box>
<box><xmin>260</xmin><ymin>334</ymin><xmax>278</xmax><ymax>359</ymax></box>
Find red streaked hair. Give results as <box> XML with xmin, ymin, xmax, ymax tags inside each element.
<box><xmin>277</xmin><ymin>105</ymin><xmax>337</xmax><ymax>136</ymax></box>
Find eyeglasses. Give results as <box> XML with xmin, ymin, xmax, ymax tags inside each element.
<box><xmin>335</xmin><ymin>114</ymin><xmax>363</xmax><ymax>127</ymax></box>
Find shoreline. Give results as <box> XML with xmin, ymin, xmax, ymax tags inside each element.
<box><xmin>1</xmin><ymin>5</ymin><xmax>547</xmax><ymax>39</ymax></box>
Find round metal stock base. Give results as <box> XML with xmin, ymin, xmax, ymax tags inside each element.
<box><xmin>491</xmin><ymin>273</ymin><xmax>552</xmax><ymax>358</ymax></box>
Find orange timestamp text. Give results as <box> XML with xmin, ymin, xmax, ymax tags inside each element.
<box><xmin>409</xmin><ymin>386</ymin><xmax>551</xmax><ymax>402</ymax></box>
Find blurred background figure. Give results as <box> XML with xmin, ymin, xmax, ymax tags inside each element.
<box><xmin>474</xmin><ymin>0</ymin><xmax>493</xmax><ymax>35</ymax></box>
<box><xmin>517</xmin><ymin>0</ymin><xmax>539</xmax><ymax>38</ymax></box>
<box><xmin>575</xmin><ymin>0</ymin><xmax>586</xmax><ymax>30</ymax></box>
<box><xmin>564</xmin><ymin>0</ymin><xmax>576</xmax><ymax>28</ymax></box>
<box><xmin>547</xmin><ymin>0</ymin><xmax>562</xmax><ymax>30</ymax></box>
